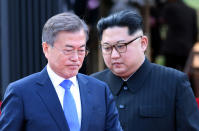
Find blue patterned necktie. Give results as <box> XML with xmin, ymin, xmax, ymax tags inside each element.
<box><xmin>60</xmin><ymin>80</ymin><xmax>80</xmax><ymax>131</ymax></box>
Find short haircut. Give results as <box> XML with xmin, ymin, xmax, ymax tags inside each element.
<box><xmin>97</xmin><ymin>10</ymin><xmax>143</xmax><ymax>40</ymax></box>
<box><xmin>42</xmin><ymin>12</ymin><xmax>89</xmax><ymax>46</ymax></box>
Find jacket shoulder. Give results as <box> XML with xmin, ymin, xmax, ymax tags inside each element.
<box><xmin>151</xmin><ymin>63</ymin><xmax>187</xmax><ymax>79</ymax></box>
<box><xmin>90</xmin><ymin>69</ymin><xmax>111</xmax><ymax>81</ymax></box>
<box><xmin>78</xmin><ymin>73</ymin><xmax>109</xmax><ymax>87</ymax></box>
<box><xmin>9</xmin><ymin>72</ymin><xmax>40</xmax><ymax>87</ymax></box>
<box><xmin>5</xmin><ymin>72</ymin><xmax>41</xmax><ymax>95</ymax></box>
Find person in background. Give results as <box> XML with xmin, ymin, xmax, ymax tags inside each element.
<box><xmin>91</xmin><ymin>10</ymin><xmax>199</xmax><ymax>131</ymax></box>
<box><xmin>196</xmin><ymin>97</ymin><xmax>199</xmax><ymax>109</ymax></box>
<box><xmin>0</xmin><ymin>12</ymin><xmax>122</xmax><ymax>131</ymax></box>
<box><xmin>160</xmin><ymin>0</ymin><xmax>198</xmax><ymax>71</ymax></box>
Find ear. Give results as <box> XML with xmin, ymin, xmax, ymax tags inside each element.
<box><xmin>140</xmin><ymin>35</ymin><xmax>148</xmax><ymax>52</ymax></box>
<box><xmin>42</xmin><ymin>42</ymin><xmax>50</xmax><ymax>59</ymax></box>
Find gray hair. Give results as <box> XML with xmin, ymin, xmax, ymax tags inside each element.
<box><xmin>42</xmin><ymin>12</ymin><xmax>89</xmax><ymax>46</ymax></box>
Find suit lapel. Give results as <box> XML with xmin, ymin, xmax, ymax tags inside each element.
<box><xmin>35</xmin><ymin>68</ymin><xmax>70</xmax><ymax>131</ymax></box>
<box><xmin>77</xmin><ymin>74</ymin><xmax>92</xmax><ymax>131</ymax></box>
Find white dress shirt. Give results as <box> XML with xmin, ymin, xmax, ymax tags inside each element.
<box><xmin>47</xmin><ymin>64</ymin><xmax>82</xmax><ymax>125</ymax></box>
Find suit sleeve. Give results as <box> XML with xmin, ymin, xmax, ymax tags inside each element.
<box><xmin>0</xmin><ymin>84</ymin><xmax>24</xmax><ymax>131</ymax></box>
<box><xmin>104</xmin><ymin>85</ymin><xmax>123</xmax><ymax>131</ymax></box>
<box><xmin>175</xmin><ymin>73</ymin><xmax>199</xmax><ymax>131</ymax></box>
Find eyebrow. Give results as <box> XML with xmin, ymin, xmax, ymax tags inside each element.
<box><xmin>102</xmin><ymin>40</ymin><xmax>126</xmax><ymax>45</ymax></box>
<box><xmin>64</xmin><ymin>44</ymin><xmax>86</xmax><ymax>48</ymax></box>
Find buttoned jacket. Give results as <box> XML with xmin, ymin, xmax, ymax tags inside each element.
<box><xmin>91</xmin><ymin>58</ymin><xmax>199</xmax><ymax>131</ymax></box>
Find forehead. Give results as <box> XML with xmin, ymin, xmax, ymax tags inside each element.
<box><xmin>55</xmin><ymin>29</ymin><xmax>87</xmax><ymax>46</ymax></box>
<box><xmin>101</xmin><ymin>27</ymin><xmax>131</xmax><ymax>43</ymax></box>
<box><xmin>102</xmin><ymin>26</ymin><xmax>129</xmax><ymax>37</ymax></box>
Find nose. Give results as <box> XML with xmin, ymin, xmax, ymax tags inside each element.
<box><xmin>70</xmin><ymin>51</ymin><xmax>79</xmax><ymax>61</ymax></box>
<box><xmin>111</xmin><ymin>47</ymin><xmax>120</xmax><ymax>59</ymax></box>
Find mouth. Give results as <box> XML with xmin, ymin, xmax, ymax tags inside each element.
<box><xmin>112</xmin><ymin>62</ymin><xmax>122</xmax><ymax>66</ymax></box>
<box><xmin>67</xmin><ymin>65</ymin><xmax>79</xmax><ymax>69</ymax></box>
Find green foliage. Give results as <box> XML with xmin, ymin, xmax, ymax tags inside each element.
<box><xmin>183</xmin><ymin>0</ymin><xmax>199</xmax><ymax>10</ymax></box>
<box><xmin>155</xmin><ymin>55</ymin><xmax>166</xmax><ymax>66</ymax></box>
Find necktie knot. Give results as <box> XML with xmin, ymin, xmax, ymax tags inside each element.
<box><xmin>60</xmin><ymin>80</ymin><xmax>73</xmax><ymax>90</ymax></box>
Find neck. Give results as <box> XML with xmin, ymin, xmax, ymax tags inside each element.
<box><xmin>121</xmin><ymin>56</ymin><xmax>145</xmax><ymax>80</ymax></box>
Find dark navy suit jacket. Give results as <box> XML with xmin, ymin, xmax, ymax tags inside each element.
<box><xmin>0</xmin><ymin>68</ymin><xmax>122</xmax><ymax>131</ymax></box>
<box><xmin>91</xmin><ymin>58</ymin><xmax>199</xmax><ymax>131</ymax></box>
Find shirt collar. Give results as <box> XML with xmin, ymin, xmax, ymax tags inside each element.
<box><xmin>110</xmin><ymin>57</ymin><xmax>152</xmax><ymax>95</ymax></box>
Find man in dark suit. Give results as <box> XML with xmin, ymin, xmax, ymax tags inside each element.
<box><xmin>160</xmin><ymin>0</ymin><xmax>198</xmax><ymax>71</ymax></box>
<box><xmin>91</xmin><ymin>10</ymin><xmax>199</xmax><ymax>131</ymax></box>
<box><xmin>0</xmin><ymin>12</ymin><xmax>122</xmax><ymax>131</ymax></box>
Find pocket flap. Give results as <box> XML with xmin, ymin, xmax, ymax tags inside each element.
<box><xmin>139</xmin><ymin>106</ymin><xmax>165</xmax><ymax>118</ymax></box>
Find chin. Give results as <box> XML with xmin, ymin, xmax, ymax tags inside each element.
<box><xmin>61</xmin><ymin>71</ymin><xmax>78</xmax><ymax>78</ymax></box>
<box><xmin>112</xmin><ymin>70</ymin><xmax>125</xmax><ymax>76</ymax></box>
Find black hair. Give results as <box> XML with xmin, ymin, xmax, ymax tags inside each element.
<box><xmin>97</xmin><ymin>10</ymin><xmax>143</xmax><ymax>40</ymax></box>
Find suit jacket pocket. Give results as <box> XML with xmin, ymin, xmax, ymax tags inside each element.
<box><xmin>139</xmin><ymin>105</ymin><xmax>166</xmax><ymax>118</ymax></box>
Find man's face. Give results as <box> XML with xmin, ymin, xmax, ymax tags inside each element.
<box><xmin>101</xmin><ymin>26</ymin><xmax>148</xmax><ymax>79</ymax></box>
<box><xmin>43</xmin><ymin>29</ymin><xmax>87</xmax><ymax>79</ymax></box>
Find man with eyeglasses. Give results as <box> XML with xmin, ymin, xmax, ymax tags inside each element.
<box><xmin>0</xmin><ymin>12</ymin><xmax>122</xmax><ymax>131</ymax></box>
<box><xmin>91</xmin><ymin>10</ymin><xmax>199</xmax><ymax>131</ymax></box>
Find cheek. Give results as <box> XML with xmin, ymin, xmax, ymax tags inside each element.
<box><xmin>126</xmin><ymin>47</ymin><xmax>139</xmax><ymax>57</ymax></box>
<box><xmin>52</xmin><ymin>54</ymin><xmax>61</xmax><ymax>62</ymax></box>
<box><xmin>122</xmin><ymin>50</ymin><xmax>136</xmax><ymax>63</ymax></box>
<box><xmin>103</xmin><ymin>55</ymin><xmax>110</xmax><ymax>63</ymax></box>
<box><xmin>79</xmin><ymin>57</ymin><xmax>85</xmax><ymax>64</ymax></box>
<box><xmin>50</xmin><ymin>54</ymin><xmax>66</xmax><ymax>67</ymax></box>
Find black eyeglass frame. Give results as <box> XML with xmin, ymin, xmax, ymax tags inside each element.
<box><xmin>100</xmin><ymin>36</ymin><xmax>143</xmax><ymax>55</ymax></box>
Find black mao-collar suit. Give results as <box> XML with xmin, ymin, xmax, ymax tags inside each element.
<box><xmin>91</xmin><ymin>58</ymin><xmax>199</xmax><ymax>131</ymax></box>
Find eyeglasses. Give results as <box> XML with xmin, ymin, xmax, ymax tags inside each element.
<box><xmin>100</xmin><ymin>36</ymin><xmax>142</xmax><ymax>55</ymax></box>
<box><xmin>52</xmin><ymin>46</ymin><xmax>89</xmax><ymax>56</ymax></box>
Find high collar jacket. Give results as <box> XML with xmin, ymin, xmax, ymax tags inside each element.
<box><xmin>91</xmin><ymin>58</ymin><xmax>199</xmax><ymax>131</ymax></box>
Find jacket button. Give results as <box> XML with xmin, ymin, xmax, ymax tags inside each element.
<box><xmin>119</xmin><ymin>104</ymin><xmax>125</xmax><ymax>109</ymax></box>
<box><xmin>123</xmin><ymin>86</ymin><xmax>128</xmax><ymax>90</ymax></box>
